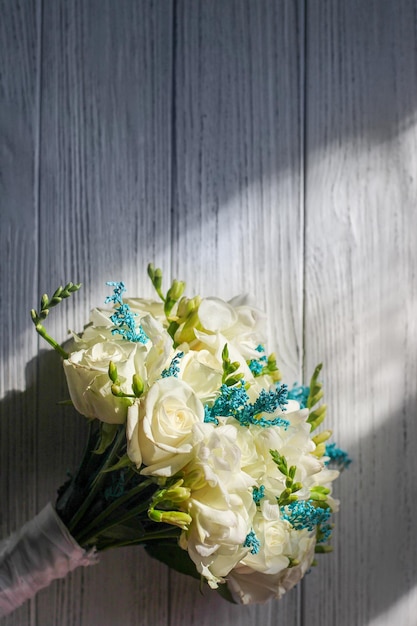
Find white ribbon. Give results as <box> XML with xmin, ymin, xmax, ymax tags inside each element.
<box><xmin>0</xmin><ymin>503</ymin><xmax>98</xmax><ymax>616</ymax></box>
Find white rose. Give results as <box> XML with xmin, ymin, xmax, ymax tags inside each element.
<box><xmin>140</xmin><ymin>314</ymin><xmax>173</xmax><ymax>384</ymax></box>
<box><xmin>192</xmin><ymin>330</ymin><xmax>255</xmax><ymax>384</ymax></box>
<box><xmin>129</xmin><ymin>377</ymin><xmax>204</xmax><ymax>476</ymax></box>
<box><xmin>63</xmin><ymin>340</ymin><xmax>146</xmax><ymax>424</ymax></box>
<box><xmin>189</xmin><ymin>423</ymin><xmax>255</xmax><ymax>494</ymax></box>
<box><xmin>179</xmin><ymin>486</ymin><xmax>255</xmax><ymax>587</ymax></box>
<box><xmin>228</xmin><ymin>532</ymin><xmax>315</xmax><ymax>604</ymax></box>
<box><xmin>198</xmin><ymin>296</ymin><xmax>266</xmax><ymax>356</ymax></box>
<box><xmin>240</xmin><ymin>501</ymin><xmax>290</xmax><ymax>575</ymax></box>
<box><xmin>125</xmin><ymin>297</ymin><xmax>166</xmax><ymax>323</ymax></box>
<box><xmin>226</xmin><ymin>419</ymin><xmax>265</xmax><ymax>480</ymax></box>
<box><xmin>69</xmin><ymin>307</ymin><xmax>117</xmax><ymax>350</ymax></box>
<box><xmin>178</xmin><ymin>349</ymin><xmax>222</xmax><ymax>403</ymax></box>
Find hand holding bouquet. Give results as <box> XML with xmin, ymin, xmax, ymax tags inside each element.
<box><xmin>0</xmin><ymin>265</ymin><xmax>350</xmax><ymax>615</ymax></box>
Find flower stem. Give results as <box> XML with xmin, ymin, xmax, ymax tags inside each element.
<box><xmin>98</xmin><ymin>531</ymin><xmax>180</xmax><ymax>552</ymax></box>
<box><xmin>34</xmin><ymin>323</ymin><xmax>69</xmax><ymax>359</ymax></box>
<box><xmin>75</xmin><ymin>479</ymin><xmax>154</xmax><ymax>545</ymax></box>
<box><xmin>68</xmin><ymin>426</ymin><xmax>127</xmax><ymax>535</ymax></box>
<box><xmin>79</xmin><ymin>501</ymin><xmax>151</xmax><ymax>547</ymax></box>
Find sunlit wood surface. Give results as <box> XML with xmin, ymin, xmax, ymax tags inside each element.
<box><xmin>1</xmin><ymin>1</ymin><xmax>416</xmax><ymax>624</ymax></box>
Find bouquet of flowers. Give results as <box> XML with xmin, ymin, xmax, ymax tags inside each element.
<box><xmin>0</xmin><ymin>265</ymin><xmax>350</xmax><ymax>615</ymax></box>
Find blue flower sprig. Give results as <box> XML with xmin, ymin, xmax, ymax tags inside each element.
<box><xmin>161</xmin><ymin>351</ymin><xmax>185</xmax><ymax>378</ymax></box>
<box><xmin>280</xmin><ymin>499</ymin><xmax>331</xmax><ymax>532</ymax></box>
<box><xmin>204</xmin><ymin>382</ymin><xmax>290</xmax><ymax>430</ymax></box>
<box><xmin>244</xmin><ymin>530</ymin><xmax>261</xmax><ymax>555</ymax></box>
<box><xmin>105</xmin><ymin>281</ymin><xmax>148</xmax><ymax>344</ymax></box>
<box><xmin>247</xmin><ymin>345</ymin><xmax>281</xmax><ymax>382</ymax></box>
<box><xmin>325</xmin><ymin>442</ymin><xmax>352</xmax><ymax>470</ymax></box>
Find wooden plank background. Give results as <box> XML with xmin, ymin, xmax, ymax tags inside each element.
<box><xmin>1</xmin><ymin>1</ymin><xmax>416</xmax><ymax>624</ymax></box>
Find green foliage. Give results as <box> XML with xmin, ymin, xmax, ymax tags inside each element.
<box><xmin>147</xmin><ymin>263</ymin><xmax>186</xmax><ymax>318</ymax></box>
<box><xmin>270</xmin><ymin>450</ymin><xmax>302</xmax><ymax>506</ymax></box>
<box><xmin>108</xmin><ymin>361</ymin><xmax>144</xmax><ymax>399</ymax></box>
<box><xmin>94</xmin><ymin>423</ymin><xmax>119</xmax><ymax>455</ymax></box>
<box><xmin>145</xmin><ymin>543</ymin><xmax>237</xmax><ymax>604</ymax></box>
<box><xmin>221</xmin><ymin>344</ymin><xmax>244</xmax><ymax>386</ymax></box>
<box><xmin>306</xmin><ymin>364</ymin><xmax>327</xmax><ymax>432</ymax></box>
<box><xmin>31</xmin><ymin>282</ymin><xmax>82</xmax><ymax>326</ymax></box>
<box><xmin>30</xmin><ymin>282</ymin><xmax>82</xmax><ymax>358</ymax></box>
<box><xmin>309</xmin><ymin>485</ymin><xmax>331</xmax><ymax>503</ymax></box>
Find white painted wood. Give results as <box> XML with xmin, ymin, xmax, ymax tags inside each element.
<box><xmin>0</xmin><ymin>2</ymin><xmax>41</xmax><ymax>625</ymax></box>
<box><xmin>1</xmin><ymin>0</ymin><xmax>417</xmax><ymax>624</ymax></box>
<box><xmin>172</xmin><ymin>0</ymin><xmax>305</xmax><ymax>382</ymax></box>
<box><xmin>303</xmin><ymin>2</ymin><xmax>417</xmax><ymax>626</ymax></box>
<box><xmin>34</xmin><ymin>2</ymin><xmax>174</xmax><ymax>624</ymax></box>
<box><xmin>170</xmin><ymin>2</ymin><xmax>304</xmax><ymax>624</ymax></box>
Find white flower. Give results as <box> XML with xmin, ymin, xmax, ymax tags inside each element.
<box><xmin>198</xmin><ymin>296</ymin><xmax>266</xmax><ymax>357</ymax></box>
<box><xmin>63</xmin><ymin>340</ymin><xmax>146</xmax><ymax>424</ymax></box>
<box><xmin>140</xmin><ymin>314</ymin><xmax>173</xmax><ymax>385</ymax></box>
<box><xmin>189</xmin><ymin>423</ymin><xmax>255</xmax><ymax>494</ymax></box>
<box><xmin>128</xmin><ymin>377</ymin><xmax>204</xmax><ymax>476</ymax></box>
<box><xmin>125</xmin><ymin>298</ymin><xmax>166</xmax><ymax>323</ymax></box>
<box><xmin>177</xmin><ymin>349</ymin><xmax>223</xmax><ymax>403</ymax></box>
<box><xmin>241</xmin><ymin>501</ymin><xmax>290</xmax><ymax>575</ymax></box>
<box><xmin>227</xmin><ymin>533</ymin><xmax>316</xmax><ymax>604</ymax></box>
<box><xmin>180</xmin><ymin>486</ymin><xmax>255</xmax><ymax>587</ymax></box>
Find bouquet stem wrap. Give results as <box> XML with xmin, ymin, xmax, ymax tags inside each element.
<box><xmin>0</xmin><ymin>503</ymin><xmax>98</xmax><ymax>617</ymax></box>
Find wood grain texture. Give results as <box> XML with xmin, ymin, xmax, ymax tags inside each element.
<box><xmin>2</xmin><ymin>0</ymin><xmax>417</xmax><ymax>624</ymax></box>
<box><xmin>170</xmin><ymin>1</ymin><xmax>304</xmax><ymax>624</ymax></box>
<box><xmin>303</xmin><ymin>2</ymin><xmax>417</xmax><ymax>625</ymax></box>
<box><xmin>35</xmin><ymin>2</ymin><xmax>174</xmax><ymax>625</ymax></box>
<box><xmin>1</xmin><ymin>1</ymin><xmax>173</xmax><ymax>625</ymax></box>
<box><xmin>0</xmin><ymin>2</ymin><xmax>41</xmax><ymax>625</ymax></box>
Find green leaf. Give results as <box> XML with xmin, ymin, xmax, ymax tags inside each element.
<box><xmin>145</xmin><ymin>542</ymin><xmax>201</xmax><ymax>581</ymax></box>
<box><xmin>215</xmin><ymin>582</ymin><xmax>238</xmax><ymax>604</ymax></box>
<box><xmin>315</xmin><ymin>544</ymin><xmax>333</xmax><ymax>554</ymax></box>
<box><xmin>308</xmin><ymin>404</ymin><xmax>327</xmax><ymax>432</ymax></box>
<box><xmin>145</xmin><ymin>543</ymin><xmax>237</xmax><ymax>604</ymax></box>
<box><xmin>94</xmin><ymin>423</ymin><xmax>119</xmax><ymax>455</ymax></box>
<box><xmin>306</xmin><ymin>363</ymin><xmax>323</xmax><ymax>409</ymax></box>
<box><xmin>98</xmin><ymin>521</ymin><xmax>145</xmax><ymax>542</ymax></box>
<box><xmin>101</xmin><ymin>453</ymin><xmax>132</xmax><ymax>473</ymax></box>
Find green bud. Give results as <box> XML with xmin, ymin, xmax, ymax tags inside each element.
<box><xmin>222</xmin><ymin>344</ymin><xmax>230</xmax><ymax>361</ymax></box>
<box><xmin>132</xmin><ymin>374</ymin><xmax>144</xmax><ymax>397</ymax></box>
<box><xmin>224</xmin><ymin>373</ymin><xmax>244</xmax><ymax>387</ymax></box>
<box><xmin>147</xmin><ymin>263</ymin><xmax>156</xmax><ymax>280</ymax></box>
<box><xmin>176</xmin><ymin>296</ymin><xmax>190</xmax><ymax>319</ymax></box>
<box><xmin>310</xmin><ymin>490</ymin><xmax>328</xmax><ymax>502</ymax></box>
<box><xmin>111</xmin><ymin>383</ymin><xmax>122</xmax><ymax>396</ymax></box>
<box><xmin>147</xmin><ymin>264</ymin><xmax>164</xmax><ymax>301</ymax></box>
<box><xmin>167</xmin><ymin>279</ymin><xmax>186</xmax><ymax>302</ymax></box>
<box><xmin>312</xmin><ymin>429</ymin><xmax>332</xmax><ymax>445</ymax></box>
<box><xmin>108</xmin><ymin>361</ymin><xmax>119</xmax><ymax>383</ymax></box>
<box><xmin>315</xmin><ymin>544</ymin><xmax>333</xmax><ymax>554</ymax></box>
<box><xmin>148</xmin><ymin>508</ymin><xmax>192</xmax><ymax>531</ymax></box>
<box><xmin>41</xmin><ymin>294</ymin><xmax>49</xmax><ymax>310</ymax></box>
<box><xmin>278</xmin><ymin>488</ymin><xmax>292</xmax><ymax>505</ymax></box>
<box><xmin>154</xmin><ymin>268</ymin><xmax>163</xmax><ymax>291</ymax></box>
<box><xmin>311</xmin><ymin>486</ymin><xmax>330</xmax><ymax>495</ymax></box>
<box><xmin>312</xmin><ymin>442</ymin><xmax>326</xmax><ymax>457</ymax></box>
<box><xmin>163</xmin><ymin>481</ymin><xmax>191</xmax><ymax>504</ymax></box>
<box><xmin>291</xmin><ymin>482</ymin><xmax>302</xmax><ymax>493</ymax></box>
<box><xmin>183</xmin><ymin>468</ymin><xmax>207</xmax><ymax>491</ymax></box>
<box><xmin>308</xmin><ymin>404</ymin><xmax>327</xmax><ymax>432</ymax></box>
